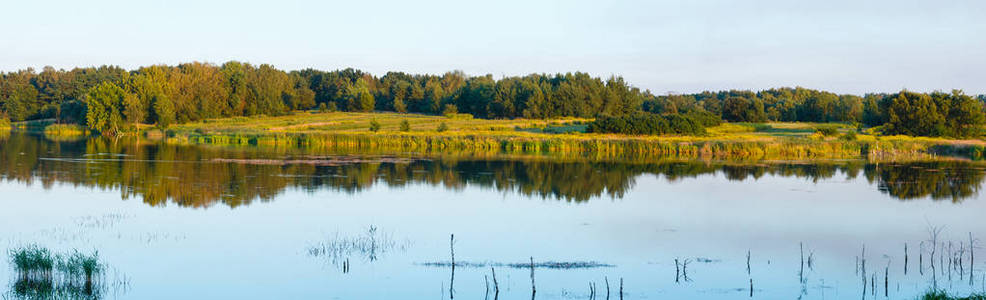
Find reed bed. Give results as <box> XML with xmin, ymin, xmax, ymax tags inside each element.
<box><xmin>7</xmin><ymin>245</ymin><xmax>105</xmax><ymax>299</ymax></box>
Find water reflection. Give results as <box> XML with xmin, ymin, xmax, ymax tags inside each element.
<box><xmin>0</xmin><ymin>132</ymin><xmax>983</xmax><ymax>207</ymax></box>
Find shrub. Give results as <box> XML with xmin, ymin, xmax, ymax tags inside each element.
<box><xmin>0</xmin><ymin>112</ymin><xmax>10</xmax><ymax>129</ymax></box>
<box><xmin>399</xmin><ymin>119</ymin><xmax>411</xmax><ymax>132</ymax></box>
<box><xmin>752</xmin><ymin>124</ymin><xmax>773</xmax><ymax>132</ymax></box>
<box><xmin>442</xmin><ymin>104</ymin><xmax>458</xmax><ymax>116</ymax></box>
<box><xmin>327</xmin><ymin>102</ymin><xmax>338</xmax><ymax>112</ymax></box>
<box><xmin>318</xmin><ymin>103</ymin><xmax>328</xmax><ymax>113</ymax></box>
<box><xmin>683</xmin><ymin>110</ymin><xmax>722</xmax><ymax>127</ymax></box>
<box><xmin>815</xmin><ymin>126</ymin><xmax>839</xmax><ymax>136</ymax></box>
<box><xmin>369</xmin><ymin>120</ymin><xmax>381</xmax><ymax>132</ymax></box>
<box><xmin>840</xmin><ymin>131</ymin><xmax>857</xmax><ymax>141</ymax></box>
<box><xmin>436</xmin><ymin>122</ymin><xmax>449</xmax><ymax>132</ymax></box>
<box><xmin>587</xmin><ymin>113</ymin><xmax>706</xmax><ymax>135</ymax></box>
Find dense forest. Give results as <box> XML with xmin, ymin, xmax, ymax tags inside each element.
<box><xmin>1</xmin><ymin>62</ymin><xmax>984</xmax><ymax>137</ymax></box>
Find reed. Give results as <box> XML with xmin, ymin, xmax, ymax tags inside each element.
<box><xmin>159</xmin><ymin>112</ymin><xmax>986</xmax><ymax>160</ymax></box>
<box><xmin>43</xmin><ymin>124</ymin><xmax>88</xmax><ymax>137</ymax></box>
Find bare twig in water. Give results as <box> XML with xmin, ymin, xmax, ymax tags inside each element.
<box><xmin>450</xmin><ymin>234</ymin><xmax>455</xmax><ymax>299</ymax></box>
<box><xmin>618</xmin><ymin>278</ymin><xmax>624</xmax><ymax>300</ymax></box>
<box><xmin>905</xmin><ymin>243</ymin><xmax>909</xmax><ymax>275</ymax></box>
<box><xmin>491</xmin><ymin>267</ymin><xmax>499</xmax><ymax>299</ymax></box>
<box><xmin>605</xmin><ymin>276</ymin><xmax>610</xmax><ymax>300</ymax></box>
<box><xmin>530</xmin><ymin>257</ymin><xmax>535</xmax><ymax>300</ymax></box>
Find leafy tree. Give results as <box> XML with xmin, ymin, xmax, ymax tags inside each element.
<box><xmin>84</xmin><ymin>82</ymin><xmax>129</xmax><ymax>135</ymax></box>
<box><xmin>345</xmin><ymin>79</ymin><xmax>375</xmax><ymax>112</ymax></box>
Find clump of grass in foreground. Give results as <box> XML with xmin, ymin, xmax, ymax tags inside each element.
<box><xmin>7</xmin><ymin>245</ymin><xmax>106</xmax><ymax>298</ymax></box>
<box><xmin>9</xmin><ymin>245</ymin><xmax>55</xmax><ymax>280</ymax></box>
<box><xmin>921</xmin><ymin>289</ymin><xmax>986</xmax><ymax>300</ymax></box>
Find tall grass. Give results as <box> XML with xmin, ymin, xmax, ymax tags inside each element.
<box><xmin>43</xmin><ymin>124</ymin><xmax>88</xmax><ymax>138</ymax></box>
<box><xmin>921</xmin><ymin>289</ymin><xmax>986</xmax><ymax>300</ymax></box>
<box><xmin>155</xmin><ymin>113</ymin><xmax>986</xmax><ymax>160</ymax></box>
<box><xmin>9</xmin><ymin>245</ymin><xmax>55</xmax><ymax>281</ymax></box>
<box><xmin>7</xmin><ymin>246</ymin><xmax>106</xmax><ymax>299</ymax></box>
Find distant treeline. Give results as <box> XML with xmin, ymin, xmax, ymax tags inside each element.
<box><xmin>1</xmin><ymin>62</ymin><xmax>984</xmax><ymax>137</ymax></box>
<box><xmin>646</xmin><ymin>88</ymin><xmax>986</xmax><ymax>137</ymax></box>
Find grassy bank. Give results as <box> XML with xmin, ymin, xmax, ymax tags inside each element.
<box><xmin>151</xmin><ymin>111</ymin><xmax>986</xmax><ymax>160</ymax></box>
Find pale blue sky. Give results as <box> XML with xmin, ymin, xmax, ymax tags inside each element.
<box><xmin>1</xmin><ymin>0</ymin><xmax>984</xmax><ymax>94</ymax></box>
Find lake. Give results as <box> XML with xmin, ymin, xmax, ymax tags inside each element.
<box><xmin>1</xmin><ymin>132</ymin><xmax>984</xmax><ymax>299</ymax></box>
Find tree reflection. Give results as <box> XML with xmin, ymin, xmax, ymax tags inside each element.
<box><xmin>0</xmin><ymin>133</ymin><xmax>982</xmax><ymax>207</ymax></box>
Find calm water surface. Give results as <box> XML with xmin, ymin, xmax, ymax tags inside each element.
<box><xmin>1</xmin><ymin>133</ymin><xmax>985</xmax><ymax>299</ymax></box>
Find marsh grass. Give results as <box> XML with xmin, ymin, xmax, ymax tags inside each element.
<box><xmin>921</xmin><ymin>289</ymin><xmax>986</xmax><ymax>300</ymax></box>
<box><xmin>43</xmin><ymin>124</ymin><xmax>88</xmax><ymax>138</ymax></box>
<box><xmin>307</xmin><ymin>226</ymin><xmax>411</xmax><ymax>265</ymax></box>
<box><xmin>146</xmin><ymin>112</ymin><xmax>986</xmax><ymax>160</ymax></box>
<box><xmin>7</xmin><ymin>246</ymin><xmax>105</xmax><ymax>299</ymax></box>
<box><xmin>9</xmin><ymin>245</ymin><xmax>55</xmax><ymax>281</ymax></box>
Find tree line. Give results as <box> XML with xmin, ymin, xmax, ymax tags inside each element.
<box><xmin>645</xmin><ymin>87</ymin><xmax>986</xmax><ymax>137</ymax></box>
<box><xmin>1</xmin><ymin>62</ymin><xmax>984</xmax><ymax>137</ymax></box>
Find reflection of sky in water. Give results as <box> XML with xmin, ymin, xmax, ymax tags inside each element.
<box><xmin>1</xmin><ymin>168</ymin><xmax>985</xmax><ymax>299</ymax></box>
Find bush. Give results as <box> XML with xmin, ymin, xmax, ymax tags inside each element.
<box><xmin>437</xmin><ymin>122</ymin><xmax>449</xmax><ymax>132</ymax></box>
<box><xmin>840</xmin><ymin>131</ymin><xmax>857</xmax><ymax>141</ymax></box>
<box><xmin>0</xmin><ymin>112</ymin><xmax>10</xmax><ymax>129</ymax></box>
<box><xmin>815</xmin><ymin>126</ymin><xmax>839</xmax><ymax>136</ymax></box>
<box><xmin>442</xmin><ymin>104</ymin><xmax>458</xmax><ymax>116</ymax></box>
<box><xmin>587</xmin><ymin>113</ymin><xmax>706</xmax><ymax>135</ymax></box>
<box><xmin>752</xmin><ymin>124</ymin><xmax>773</xmax><ymax>132</ymax></box>
<box><xmin>399</xmin><ymin>119</ymin><xmax>411</xmax><ymax>132</ymax></box>
<box><xmin>318</xmin><ymin>103</ymin><xmax>328</xmax><ymax>113</ymax></box>
<box><xmin>327</xmin><ymin>102</ymin><xmax>338</xmax><ymax>112</ymax></box>
<box><xmin>683</xmin><ymin>110</ymin><xmax>722</xmax><ymax>127</ymax></box>
<box><xmin>369</xmin><ymin>120</ymin><xmax>381</xmax><ymax>132</ymax></box>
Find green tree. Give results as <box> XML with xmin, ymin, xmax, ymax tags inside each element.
<box><xmin>437</xmin><ymin>122</ymin><xmax>449</xmax><ymax>132</ymax></box>
<box><xmin>369</xmin><ymin>119</ymin><xmax>381</xmax><ymax>132</ymax></box>
<box><xmin>399</xmin><ymin>119</ymin><xmax>410</xmax><ymax>132</ymax></box>
<box><xmin>346</xmin><ymin>79</ymin><xmax>375</xmax><ymax>112</ymax></box>
<box><xmin>84</xmin><ymin>82</ymin><xmax>129</xmax><ymax>135</ymax></box>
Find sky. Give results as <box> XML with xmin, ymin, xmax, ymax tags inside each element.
<box><xmin>1</xmin><ymin>0</ymin><xmax>984</xmax><ymax>95</ymax></box>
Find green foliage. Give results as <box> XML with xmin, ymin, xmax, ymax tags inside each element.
<box><xmin>84</xmin><ymin>82</ymin><xmax>129</xmax><ymax>135</ymax></box>
<box><xmin>587</xmin><ymin>114</ymin><xmax>706</xmax><ymax>136</ymax></box>
<box><xmin>839</xmin><ymin>131</ymin><xmax>857</xmax><ymax>141</ymax></box>
<box><xmin>318</xmin><ymin>102</ymin><xmax>328</xmax><ymax>113</ymax></box>
<box><xmin>369</xmin><ymin>119</ymin><xmax>381</xmax><ymax>132</ymax></box>
<box><xmin>815</xmin><ymin>126</ymin><xmax>839</xmax><ymax>136</ymax></box>
<box><xmin>399</xmin><ymin>119</ymin><xmax>411</xmax><ymax>132</ymax></box>
<box><xmin>683</xmin><ymin>110</ymin><xmax>722</xmax><ymax>127</ymax></box>
<box><xmin>437</xmin><ymin>122</ymin><xmax>449</xmax><ymax>132</ymax></box>
<box><xmin>3</xmin><ymin>62</ymin><xmax>986</xmax><ymax>139</ymax></box>
<box><xmin>920</xmin><ymin>289</ymin><xmax>986</xmax><ymax>300</ymax></box>
<box><xmin>442</xmin><ymin>104</ymin><xmax>458</xmax><ymax>116</ymax></box>
<box><xmin>882</xmin><ymin>90</ymin><xmax>985</xmax><ymax>137</ymax></box>
<box><xmin>0</xmin><ymin>112</ymin><xmax>10</xmax><ymax>129</ymax></box>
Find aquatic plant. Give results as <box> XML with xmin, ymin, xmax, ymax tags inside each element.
<box><xmin>920</xmin><ymin>289</ymin><xmax>985</xmax><ymax>300</ymax></box>
<box><xmin>6</xmin><ymin>246</ymin><xmax>108</xmax><ymax>300</ymax></box>
<box><xmin>9</xmin><ymin>245</ymin><xmax>55</xmax><ymax>281</ymax></box>
<box><xmin>307</xmin><ymin>226</ymin><xmax>410</xmax><ymax>265</ymax></box>
<box><xmin>43</xmin><ymin>124</ymin><xmax>88</xmax><ymax>138</ymax></box>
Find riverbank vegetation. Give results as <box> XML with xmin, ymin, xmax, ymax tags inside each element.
<box><xmin>155</xmin><ymin>111</ymin><xmax>986</xmax><ymax>160</ymax></box>
<box><xmin>2</xmin><ymin>62</ymin><xmax>985</xmax><ymax>140</ymax></box>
